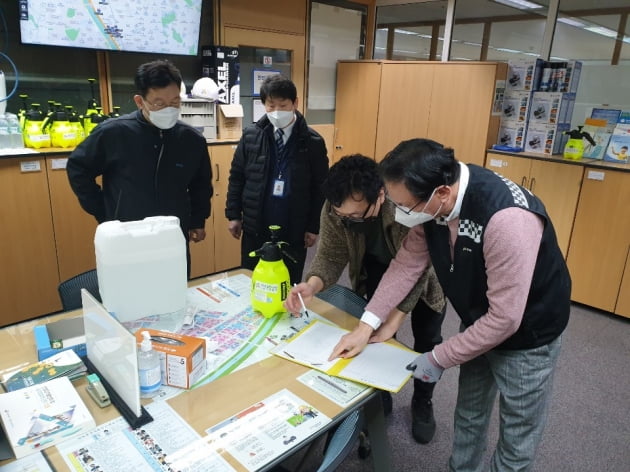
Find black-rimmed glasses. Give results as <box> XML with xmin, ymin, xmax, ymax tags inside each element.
<box><xmin>385</xmin><ymin>195</ymin><xmax>424</xmax><ymax>215</ymax></box>
<box><xmin>330</xmin><ymin>203</ymin><xmax>373</xmax><ymax>224</ymax></box>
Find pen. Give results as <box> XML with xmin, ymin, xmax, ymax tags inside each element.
<box><xmin>317</xmin><ymin>375</ymin><xmax>348</xmax><ymax>394</ymax></box>
<box><xmin>294</xmin><ymin>283</ymin><xmax>310</xmax><ymax>318</ymax></box>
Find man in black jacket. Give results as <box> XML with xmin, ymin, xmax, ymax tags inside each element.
<box><xmin>226</xmin><ymin>75</ymin><xmax>328</xmax><ymax>283</ymax></box>
<box><xmin>67</xmin><ymin>60</ymin><xmax>212</xmax><ymax>276</ymax></box>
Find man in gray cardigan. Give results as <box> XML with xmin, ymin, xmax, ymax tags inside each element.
<box><xmin>286</xmin><ymin>154</ymin><xmax>446</xmax><ymax>444</ymax></box>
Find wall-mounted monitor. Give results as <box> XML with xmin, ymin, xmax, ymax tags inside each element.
<box><xmin>18</xmin><ymin>0</ymin><xmax>202</xmax><ymax>56</ymax></box>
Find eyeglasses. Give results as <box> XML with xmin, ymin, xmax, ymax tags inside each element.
<box><xmin>143</xmin><ymin>98</ymin><xmax>181</xmax><ymax>111</ymax></box>
<box><xmin>330</xmin><ymin>203</ymin><xmax>373</xmax><ymax>224</ymax></box>
<box><xmin>385</xmin><ymin>195</ymin><xmax>425</xmax><ymax>215</ymax></box>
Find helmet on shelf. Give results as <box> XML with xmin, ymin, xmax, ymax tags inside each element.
<box><xmin>191</xmin><ymin>77</ymin><xmax>219</xmax><ymax>101</ymax></box>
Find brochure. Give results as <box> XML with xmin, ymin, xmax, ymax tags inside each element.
<box><xmin>0</xmin><ymin>377</ymin><xmax>95</xmax><ymax>459</ymax></box>
<box><xmin>2</xmin><ymin>349</ymin><xmax>87</xmax><ymax>392</ymax></box>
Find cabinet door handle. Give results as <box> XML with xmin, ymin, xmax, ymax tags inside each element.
<box><xmin>215</xmin><ymin>164</ymin><xmax>220</xmax><ymax>182</ymax></box>
<box><xmin>335</xmin><ymin>145</ymin><xmax>343</xmax><ymax>150</ymax></box>
<box><xmin>521</xmin><ymin>176</ymin><xmax>528</xmax><ymax>187</ymax></box>
<box><xmin>529</xmin><ymin>177</ymin><xmax>536</xmax><ymax>192</ymax></box>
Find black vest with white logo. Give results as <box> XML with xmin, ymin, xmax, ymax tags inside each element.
<box><xmin>424</xmin><ymin>165</ymin><xmax>570</xmax><ymax>350</ymax></box>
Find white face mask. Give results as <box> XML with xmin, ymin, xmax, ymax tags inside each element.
<box><xmin>394</xmin><ymin>189</ymin><xmax>442</xmax><ymax>228</ymax></box>
<box><xmin>148</xmin><ymin>106</ymin><xmax>180</xmax><ymax>130</ymax></box>
<box><xmin>267</xmin><ymin>110</ymin><xmax>294</xmax><ymax>129</ymax></box>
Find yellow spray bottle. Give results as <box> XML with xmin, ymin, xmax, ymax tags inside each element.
<box><xmin>564</xmin><ymin>126</ymin><xmax>596</xmax><ymax>160</ymax></box>
<box><xmin>250</xmin><ymin>225</ymin><xmax>294</xmax><ymax>318</ymax></box>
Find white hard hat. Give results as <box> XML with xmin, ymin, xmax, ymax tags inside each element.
<box><xmin>191</xmin><ymin>77</ymin><xmax>219</xmax><ymax>101</ymax></box>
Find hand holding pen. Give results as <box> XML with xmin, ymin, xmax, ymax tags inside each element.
<box><xmin>296</xmin><ymin>287</ymin><xmax>310</xmax><ymax>319</ymax></box>
<box><xmin>284</xmin><ymin>282</ymin><xmax>314</xmax><ymax>314</ymax></box>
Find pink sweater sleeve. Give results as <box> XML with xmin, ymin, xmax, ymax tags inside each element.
<box><xmin>364</xmin><ymin>224</ymin><xmax>431</xmax><ymax>321</ymax></box>
<box><xmin>433</xmin><ymin>207</ymin><xmax>544</xmax><ymax>369</ymax></box>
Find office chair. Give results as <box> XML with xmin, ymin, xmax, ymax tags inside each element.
<box><xmin>316</xmin><ymin>409</ymin><xmax>364</xmax><ymax>471</ymax></box>
<box><xmin>57</xmin><ymin>269</ymin><xmax>101</xmax><ymax>311</ymax></box>
<box><xmin>273</xmin><ymin>408</ymin><xmax>364</xmax><ymax>472</ymax></box>
<box><xmin>315</xmin><ymin>284</ymin><xmax>367</xmax><ymax>320</ymax></box>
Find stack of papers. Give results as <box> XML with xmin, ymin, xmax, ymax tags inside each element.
<box><xmin>272</xmin><ymin>321</ymin><xmax>418</xmax><ymax>392</ymax></box>
<box><xmin>2</xmin><ymin>350</ymin><xmax>87</xmax><ymax>392</ymax></box>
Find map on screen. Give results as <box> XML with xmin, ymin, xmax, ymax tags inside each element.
<box><xmin>19</xmin><ymin>0</ymin><xmax>202</xmax><ymax>56</ymax></box>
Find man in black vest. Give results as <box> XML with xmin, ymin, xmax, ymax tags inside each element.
<box><xmin>329</xmin><ymin>138</ymin><xmax>570</xmax><ymax>471</ymax></box>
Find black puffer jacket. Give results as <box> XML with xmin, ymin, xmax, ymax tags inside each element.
<box><xmin>225</xmin><ymin>112</ymin><xmax>329</xmax><ymax>242</ymax></box>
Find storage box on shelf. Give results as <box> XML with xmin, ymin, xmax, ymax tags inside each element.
<box><xmin>200</xmin><ymin>45</ymin><xmax>240</xmax><ymax>104</ymax></box>
<box><xmin>180</xmin><ymin>99</ymin><xmax>217</xmax><ymax>139</ymax></box>
<box><xmin>528</xmin><ymin>92</ymin><xmax>575</xmax><ymax>126</ymax></box>
<box><xmin>524</xmin><ymin>122</ymin><xmax>570</xmax><ymax>155</ymax></box>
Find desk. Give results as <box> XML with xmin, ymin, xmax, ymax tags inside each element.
<box><xmin>0</xmin><ymin>270</ymin><xmax>391</xmax><ymax>471</ymax></box>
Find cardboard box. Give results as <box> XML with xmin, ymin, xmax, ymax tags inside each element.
<box><xmin>529</xmin><ymin>92</ymin><xmax>576</xmax><ymax>126</ymax></box>
<box><xmin>135</xmin><ymin>329</ymin><xmax>206</xmax><ymax>389</ymax></box>
<box><xmin>497</xmin><ymin>120</ymin><xmax>527</xmax><ymax>149</ymax></box>
<box><xmin>506</xmin><ymin>59</ymin><xmax>544</xmax><ymax>92</ymax></box>
<box><xmin>217</xmin><ymin>104</ymin><xmax>244</xmax><ymax>140</ymax></box>
<box><xmin>525</xmin><ymin>123</ymin><xmax>570</xmax><ymax>155</ymax></box>
<box><xmin>502</xmin><ymin>91</ymin><xmax>532</xmax><ymax>123</ymax></box>
<box><xmin>537</xmin><ymin>60</ymin><xmax>582</xmax><ymax>94</ymax></box>
<box><xmin>201</xmin><ymin>45</ymin><xmax>240</xmax><ymax>104</ymax></box>
<box><xmin>34</xmin><ymin>324</ymin><xmax>87</xmax><ymax>361</ymax></box>
<box><xmin>561</xmin><ymin>60</ymin><xmax>582</xmax><ymax>93</ymax></box>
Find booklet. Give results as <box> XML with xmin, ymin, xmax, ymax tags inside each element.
<box><xmin>0</xmin><ymin>377</ymin><xmax>95</xmax><ymax>459</ymax></box>
<box><xmin>1</xmin><ymin>349</ymin><xmax>87</xmax><ymax>392</ymax></box>
<box><xmin>271</xmin><ymin>320</ymin><xmax>417</xmax><ymax>392</ymax></box>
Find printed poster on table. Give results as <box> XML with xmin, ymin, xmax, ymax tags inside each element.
<box><xmin>205</xmin><ymin>389</ymin><xmax>331</xmax><ymax>471</ymax></box>
<box><xmin>57</xmin><ymin>401</ymin><xmax>235</xmax><ymax>472</ymax></box>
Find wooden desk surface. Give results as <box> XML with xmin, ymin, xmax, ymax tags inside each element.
<box><xmin>0</xmin><ymin>271</ymin><xmax>377</xmax><ymax>471</ymax></box>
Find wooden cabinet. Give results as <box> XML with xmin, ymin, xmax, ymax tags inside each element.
<box><xmin>485</xmin><ymin>153</ymin><xmax>583</xmax><ymax>258</ymax></box>
<box><xmin>209</xmin><ymin>144</ymin><xmax>241</xmax><ymax>273</ymax></box>
<box><xmin>566</xmin><ymin>168</ymin><xmax>630</xmax><ymax>314</ymax></box>
<box><xmin>334</xmin><ymin>61</ymin><xmax>506</xmax><ymax>166</ymax></box>
<box><xmin>189</xmin><ymin>144</ymin><xmax>241</xmax><ymax>278</ymax></box>
<box><xmin>46</xmin><ymin>155</ymin><xmax>99</xmax><ymax>281</ymax></box>
<box><xmin>0</xmin><ymin>157</ymin><xmax>61</xmax><ymax>324</ymax></box>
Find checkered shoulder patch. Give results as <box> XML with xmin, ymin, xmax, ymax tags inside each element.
<box><xmin>495</xmin><ymin>173</ymin><xmax>530</xmax><ymax>209</ymax></box>
<box><xmin>458</xmin><ymin>219</ymin><xmax>483</xmax><ymax>243</ymax></box>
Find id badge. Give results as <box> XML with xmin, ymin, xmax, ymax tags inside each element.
<box><xmin>273</xmin><ymin>179</ymin><xmax>285</xmax><ymax>197</ymax></box>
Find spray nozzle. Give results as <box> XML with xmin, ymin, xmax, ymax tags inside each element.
<box><xmin>87</xmin><ymin>78</ymin><xmax>99</xmax><ymax>109</ymax></box>
<box><xmin>565</xmin><ymin>126</ymin><xmax>596</xmax><ymax>146</ymax></box>
<box><xmin>249</xmin><ymin>225</ymin><xmax>297</xmax><ymax>263</ymax></box>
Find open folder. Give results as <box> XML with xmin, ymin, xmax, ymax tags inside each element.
<box><xmin>271</xmin><ymin>321</ymin><xmax>418</xmax><ymax>393</ymax></box>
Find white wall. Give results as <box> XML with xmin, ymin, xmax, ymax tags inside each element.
<box><xmin>573</xmin><ymin>65</ymin><xmax>630</xmax><ymax>127</ymax></box>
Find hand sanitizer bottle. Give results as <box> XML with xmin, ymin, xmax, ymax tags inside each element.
<box><xmin>138</xmin><ymin>331</ymin><xmax>161</xmax><ymax>398</ymax></box>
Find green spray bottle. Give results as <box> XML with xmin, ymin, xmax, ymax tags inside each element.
<box><xmin>249</xmin><ymin>225</ymin><xmax>295</xmax><ymax>318</ymax></box>
<box><xmin>563</xmin><ymin>126</ymin><xmax>596</xmax><ymax>160</ymax></box>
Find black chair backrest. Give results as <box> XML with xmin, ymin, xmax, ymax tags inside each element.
<box><xmin>315</xmin><ymin>284</ymin><xmax>367</xmax><ymax>320</ymax></box>
<box><xmin>57</xmin><ymin>269</ymin><xmax>101</xmax><ymax>312</ymax></box>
